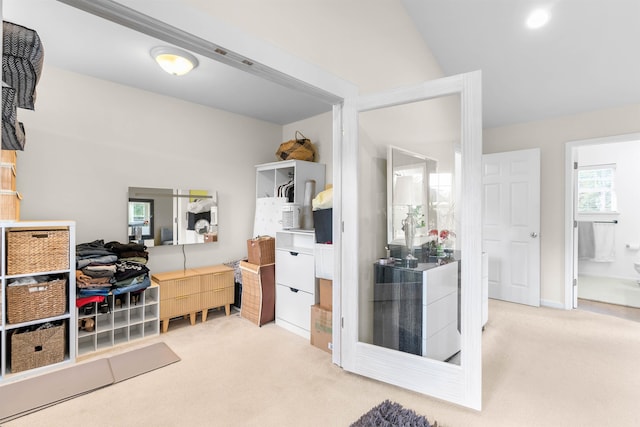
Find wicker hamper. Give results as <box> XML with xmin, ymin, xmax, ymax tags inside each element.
<box><xmin>239</xmin><ymin>261</ymin><xmax>275</xmax><ymax>326</ymax></box>
<box><xmin>7</xmin><ymin>278</ymin><xmax>67</xmax><ymax>324</ymax></box>
<box><xmin>247</xmin><ymin>236</ymin><xmax>275</xmax><ymax>265</ymax></box>
<box><xmin>10</xmin><ymin>321</ymin><xmax>66</xmax><ymax>373</ymax></box>
<box><xmin>6</xmin><ymin>228</ymin><xmax>69</xmax><ymax>275</ymax></box>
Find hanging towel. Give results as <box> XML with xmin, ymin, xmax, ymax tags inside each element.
<box><xmin>577</xmin><ymin>221</ymin><xmax>595</xmax><ymax>259</ymax></box>
<box><xmin>592</xmin><ymin>222</ymin><xmax>616</xmax><ymax>262</ymax></box>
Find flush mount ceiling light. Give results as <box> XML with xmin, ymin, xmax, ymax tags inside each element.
<box><xmin>150</xmin><ymin>46</ymin><xmax>199</xmax><ymax>76</ymax></box>
<box><xmin>526</xmin><ymin>8</ymin><xmax>550</xmax><ymax>29</ymax></box>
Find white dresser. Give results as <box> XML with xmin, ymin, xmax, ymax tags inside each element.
<box><xmin>275</xmin><ymin>230</ymin><xmax>317</xmax><ymax>339</ymax></box>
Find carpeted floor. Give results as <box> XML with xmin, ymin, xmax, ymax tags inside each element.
<box><xmin>3</xmin><ymin>300</ymin><xmax>640</xmax><ymax>426</ymax></box>
<box><xmin>0</xmin><ymin>342</ymin><xmax>180</xmax><ymax>423</ymax></box>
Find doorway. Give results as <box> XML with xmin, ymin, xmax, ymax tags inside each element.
<box><xmin>565</xmin><ymin>133</ymin><xmax>640</xmax><ymax>321</ymax></box>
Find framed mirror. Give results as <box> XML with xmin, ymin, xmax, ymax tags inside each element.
<box><xmin>128</xmin><ymin>186</ymin><xmax>218</xmax><ymax>246</ymax></box>
<box><xmin>387</xmin><ymin>146</ymin><xmax>438</xmax><ymax>256</ymax></box>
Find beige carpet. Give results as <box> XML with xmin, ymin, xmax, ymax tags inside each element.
<box><xmin>0</xmin><ymin>342</ymin><xmax>180</xmax><ymax>423</ymax></box>
<box><xmin>4</xmin><ymin>300</ymin><xmax>640</xmax><ymax>427</ymax></box>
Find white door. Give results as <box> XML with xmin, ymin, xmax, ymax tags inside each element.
<box><xmin>340</xmin><ymin>71</ymin><xmax>483</xmax><ymax>410</ymax></box>
<box><xmin>482</xmin><ymin>149</ymin><xmax>540</xmax><ymax>306</ymax></box>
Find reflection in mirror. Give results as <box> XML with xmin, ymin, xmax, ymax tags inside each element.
<box><xmin>359</xmin><ymin>94</ymin><xmax>462</xmax><ymax>365</ymax></box>
<box><xmin>387</xmin><ymin>146</ymin><xmax>438</xmax><ymax>263</ymax></box>
<box><xmin>128</xmin><ymin>187</ymin><xmax>218</xmax><ymax>246</ymax></box>
<box><xmin>128</xmin><ymin>198</ymin><xmax>154</xmax><ymax>241</ymax></box>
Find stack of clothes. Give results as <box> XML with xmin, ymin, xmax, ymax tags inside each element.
<box><xmin>75</xmin><ymin>240</ymin><xmax>150</xmax><ymax>298</ymax></box>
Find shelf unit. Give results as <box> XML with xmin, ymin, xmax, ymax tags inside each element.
<box><xmin>0</xmin><ymin>220</ymin><xmax>76</xmax><ymax>383</ymax></box>
<box><xmin>255</xmin><ymin>159</ymin><xmax>325</xmax><ymax>205</ymax></box>
<box><xmin>275</xmin><ymin>229</ymin><xmax>318</xmax><ymax>339</ymax></box>
<box><xmin>76</xmin><ymin>284</ymin><xmax>159</xmax><ymax>357</ymax></box>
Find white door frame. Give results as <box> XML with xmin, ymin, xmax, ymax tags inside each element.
<box><xmin>564</xmin><ymin>132</ymin><xmax>640</xmax><ymax>309</ymax></box>
<box><xmin>342</xmin><ymin>71</ymin><xmax>483</xmax><ymax>410</ymax></box>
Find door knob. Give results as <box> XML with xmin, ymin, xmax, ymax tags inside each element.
<box><xmin>530</xmin><ymin>232</ymin><xmax>538</xmax><ymax>238</ymax></box>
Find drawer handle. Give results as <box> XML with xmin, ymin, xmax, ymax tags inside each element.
<box><xmin>289</xmin><ymin>251</ymin><xmax>299</xmax><ymax>256</ymax></box>
<box><xmin>289</xmin><ymin>287</ymin><xmax>299</xmax><ymax>293</ymax></box>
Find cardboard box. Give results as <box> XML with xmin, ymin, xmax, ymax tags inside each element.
<box><xmin>310</xmin><ymin>304</ymin><xmax>332</xmax><ymax>354</ymax></box>
<box><xmin>319</xmin><ymin>279</ymin><xmax>332</xmax><ymax>311</ymax></box>
<box><xmin>247</xmin><ymin>236</ymin><xmax>275</xmax><ymax>265</ymax></box>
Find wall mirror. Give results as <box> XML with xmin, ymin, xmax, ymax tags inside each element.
<box><xmin>387</xmin><ymin>146</ymin><xmax>438</xmax><ymax>252</ymax></box>
<box><xmin>128</xmin><ymin>187</ymin><xmax>218</xmax><ymax>246</ymax></box>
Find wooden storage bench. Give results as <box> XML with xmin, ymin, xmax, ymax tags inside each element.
<box><xmin>151</xmin><ymin>265</ymin><xmax>234</xmax><ymax>333</ymax></box>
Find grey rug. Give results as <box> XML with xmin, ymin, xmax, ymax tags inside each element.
<box><xmin>351</xmin><ymin>400</ymin><xmax>437</xmax><ymax>427</ymax></box>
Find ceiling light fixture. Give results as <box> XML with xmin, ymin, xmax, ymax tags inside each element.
<box><xmin>150</xmin><ymin>46</ymin><xmax>199</xmax><ymax>76</ymax></box>
<box><xmin>526</xmin><ymin>8</ymin><xmax>550</xmax><ymax>29</ymax></box>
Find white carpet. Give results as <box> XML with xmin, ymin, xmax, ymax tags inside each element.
<box><xmin>578</xmin><ymin>275</ymin><xmax>640</xmax><ymax>308</ymax></box>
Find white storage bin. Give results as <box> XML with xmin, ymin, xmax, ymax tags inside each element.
<box><xmin>314</xmin><ymin>244</ymin><xmax>334</xmax><ymax>280</ymax></box>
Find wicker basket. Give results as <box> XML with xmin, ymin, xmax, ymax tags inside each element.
<box><xmin>247</xmin><ymin>236</ymin><xmax>275</xmax><ymax>265</ymax></box>
<box><xmin>1</xmin><ymin>162</ymin><xmax>16</xmax><ymax>191</ymax></box>
<box><xmin>7</xmin><ymin>279</ymin><xmax>67</xmax><ymax>324</ymax></box>
<box><xmin>6</xmin><ymin>229</ymin><xmax>69</xmax><ymax>275</ymax></box>
<box><xmin>1</xmin><ymin>149</ymin><xmax>17</xmax><ymax>165</ymax></box>
<box><xmin>239</xmin><ymin>261</ymin><xmax>275</xmax><ymax>326</ymax></box>
<box><xmin>0</xmin><ymin>190</ymin><xmax>21</xmax><ymax>221</ymax></box>
<box><xmin>240</xmin><ymin>262</ymin><xmax>263</xmax><ymax>326</ymax></box>
<box><xmin>10</xmin><ymin>321</ymin><xmax>66</xmax><ymax>373</ymax></box>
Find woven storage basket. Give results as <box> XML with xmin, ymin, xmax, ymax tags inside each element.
<box><xmin>0</xmin><ymin>190</ymin><xmax>21</xmax><ymax>221</ymax></box>
<box><xmin>240</xmin><ymin>262</ymin><xmax>263</xmax><ymax>326</ymax></box>
<box><xmin>7</xmin><ymin>229</ymin><xmax>69</xmax><ymax>275</ymax></box>
<box><xmin>1</xmin><ymin>149</ymin><xmax>17</xmax><ymax>165</ymax></box>
<box><xmin>7</xmin><ymin>278</ymin><xmax>67</xmax><ymax>324</ymax></box>
<box><xmin>247</xmin><ymin>236</ymin><xmax>275</xmax><ymax>265</ymax></box>
<box><xmin>11</xmin><ymin>321</ymin><xmax>66</xmax><ymax>373</ymax></box>
<box><xmin>1</xmin><ymin>162</ymin><xmax>16</xmax><ymax>191</ymax></box>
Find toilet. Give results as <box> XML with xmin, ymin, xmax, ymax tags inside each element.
<box><xmin>635</xmin><ymin>258</ymin><xmax>640</xmax><ymax>284</ymax></box>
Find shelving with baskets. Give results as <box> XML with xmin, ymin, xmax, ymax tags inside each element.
<box><xmin>0</xmin><ymin>221</ymin><xmax>76</xmax><ymax>383</ymax></box>
<box><xmin>76</xmin><ymin>284</ymin><xmax>159</xmax><ymax>357</ymax></box>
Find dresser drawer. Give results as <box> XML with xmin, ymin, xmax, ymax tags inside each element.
<box><xmin>160</xmin><ymin>293</ymin><xmax>200</xmax><ymax>319</ymax></box>
<box><xmin>275</xmin><ymin>249</ymin><xmax>315</xmax><ymax>293</ymax></box>
<box><xmin>275</xmin><ymin>284</ymin><xmax>315</xmax><ymax>332</ymax></box>
<box><xmin>199</xmin><ymin>270</ymin><xmax>234</xmax><ymax>292</ymax></box>
<box><xmin>201</xmin><ymin>287</ymin><xmax>234</xmax><ymax>309</ymax></box>
<box><xmin>424</xmin><ymin>290</ymin><xmax>458</xmax><ymax>338</ymax></box>
<box><xmin>159</xmin><ymin>277</ymin><xmax>200</xmax><ymax>300</ymax></box>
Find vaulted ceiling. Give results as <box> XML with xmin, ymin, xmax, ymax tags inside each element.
<box><xmin>4</xmin><ymin>0</ymin><xmax>639</xmax><ymax>128</ymax></box>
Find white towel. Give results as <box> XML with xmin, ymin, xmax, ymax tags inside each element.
<box><xmin>592</xmin><ymin>222</ymin><xmax>615</xmax><ymax>262</ymax></box>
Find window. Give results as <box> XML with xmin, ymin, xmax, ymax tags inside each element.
<box><xmin>577</xmin><ymin>164</ymin><xmax>617</xmax><ymax>213</ymax></box>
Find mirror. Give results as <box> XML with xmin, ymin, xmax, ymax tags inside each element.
<box><xmin>387</xmin><ymin>146</ymin><xmax>438</xmax><ymax>258</ymax></box>
<box><xmin>128</xmin><ymin>187</ymin><xmax>218</xmax><ymax>246</ymax></box>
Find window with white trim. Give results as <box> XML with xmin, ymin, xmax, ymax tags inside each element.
<box><xmin>577</xmin><ymin>164</ymin><xmax>617</xmax><ymax>213</ymax></box>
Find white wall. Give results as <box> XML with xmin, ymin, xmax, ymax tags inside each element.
<box><xmin>484</xmin><ymin>103</ymin><xmax>640</xmax><ymax>306</ymax></box>
<box><xmin>577</xmin><ymin>140</ymin><xmax>640</xmax><ymax>280</ymax></box>
<box><xmin>17</xmin><ymin>66</ymin><xmax>282</xmax><ymax>273</ymax></box>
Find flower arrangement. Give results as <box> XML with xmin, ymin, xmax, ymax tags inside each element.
<box><xmin>427</xmin><ymin>228</ymin><xmax>456</xmax><ymax>255</ymax></box>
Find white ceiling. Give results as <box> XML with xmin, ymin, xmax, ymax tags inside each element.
<box><xmin>4</xmin><ymin>0</ymin><xmax>640</xmax><ymax>128</ymax></box>
<box><xmin>403</xmin><ymin>0</ymin><xmax>640</xmax><ymax>128</ymax></box>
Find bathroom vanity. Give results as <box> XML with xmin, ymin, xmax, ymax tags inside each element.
<box><xmin>373</xmin><ymin>260</ymin><xmax>460</xmax><ymax>362</ymax></box>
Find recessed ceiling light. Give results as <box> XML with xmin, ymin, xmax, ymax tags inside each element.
<box><xmin>150</xmin><ymin>46</ymin><xmax>199</xmax><ymax>76</ymax></box>
<box><xmin>526</xmin><ymin>8</ymin><xmax>550</xmax><ymax>29</ymax></box>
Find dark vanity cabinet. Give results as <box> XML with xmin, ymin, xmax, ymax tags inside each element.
<box><xmin>373</xmin><ymin>261</ymin><xmax>460</xmax><ymax>361</ymax></box>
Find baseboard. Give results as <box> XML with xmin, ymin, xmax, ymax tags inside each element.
<box><xmin>541</xmin><ymin>299</ymin><xmax>565</xmax><ymax>309</ymax></box>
